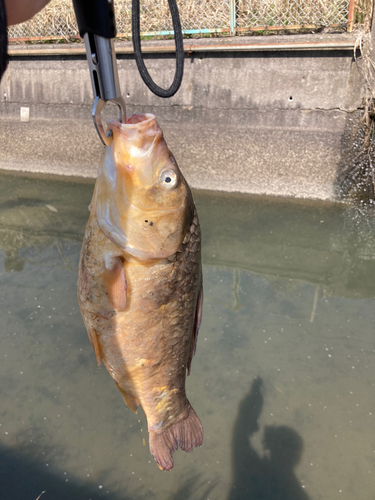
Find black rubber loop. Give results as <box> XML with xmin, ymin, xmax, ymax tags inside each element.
<box><xmin>132</xmin><ymin>0</ymin><xmax>184</xmax><ymax>98</ymax></box>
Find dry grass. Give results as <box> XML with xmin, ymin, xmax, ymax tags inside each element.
<box><xmin>7</xmin><ymin>0</ymin><xmax>369</xmax><ymax>41</ymax></box>
<box><xmin>237</xmin><ymin>0</ymin><xmax>350</xmax><ymax>28</ymax></box>
<box><xmin>354</xmin><ymin>0</ymin><xmax>373</xmax><ymax>29</ymax></box>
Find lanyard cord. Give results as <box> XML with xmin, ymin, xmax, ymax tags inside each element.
<box><xmin>131</xmin><ymin>0</ymin><xmax>184</xmax><ymax>98</ymax></box>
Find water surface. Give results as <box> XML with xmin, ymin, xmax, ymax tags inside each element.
<box><xmin>0</xmin><ymin>172</ymin><xmax>374</xmax><ymax>500</ymax></box>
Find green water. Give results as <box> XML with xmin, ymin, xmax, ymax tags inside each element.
<box><xmin>0</xmin><ymin>172</ymin><xmax>374</xmax><ymax>500</ymax></box>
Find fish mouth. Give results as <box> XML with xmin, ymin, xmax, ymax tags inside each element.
<box><xmin>108</xmin><ymin>114</ymin><xmax>164</xmax><ymax>176</ymax></box>
<box><xmin>108</xmin><ymin>114</ymin><xmax>158</xmax><ymax>134</ymax></box>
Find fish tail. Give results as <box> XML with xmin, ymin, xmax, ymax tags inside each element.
<box><xmin>149</xmin><ymin>406</ymin><xmax>203</xmax><ymax>471</ymax></box>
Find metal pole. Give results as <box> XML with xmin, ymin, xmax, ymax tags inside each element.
<box><xmin>230</xmin><ymin>0</ymin><xmax>236</xmax><ymax>36</ymax></box>
<box><xmin>347</xmin><ymin>0</ymin><xmax>355</xmax><ymax>32</ymax></box>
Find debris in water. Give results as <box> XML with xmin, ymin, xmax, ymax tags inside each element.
<box><xmin>45</xmin><ymin>204</ymin><xmax>58</xmax><ymax>212</ymax></box>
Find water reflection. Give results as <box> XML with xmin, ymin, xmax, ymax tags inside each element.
<box><xmin>0</xmin><ymin>186</ymin><xmax>368</xmax><ymax>341</ymax></box>
<box><xmin>0</xmin><ymin>173</ymin><xmax>92</xmax><ymax>273</ymax></box>
<box><xmin>229</xmin><ymin>379</ymin><xmax>309</xmax><ymax>500</ymax></box>
<box><xmin>2</xmin><ymin>173</ymin><xmax>375</xmax><ymax>303</ymax></box>
<box><xmin>196</xmin><ymin>192</ymin><xmax>375</xmax><ymax>300</ymax></box>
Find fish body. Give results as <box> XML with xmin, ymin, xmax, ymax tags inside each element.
<box><xmin>78</xmin><ymin>114</ymin><xmax>203</xmax><ymax>470</ymax></box>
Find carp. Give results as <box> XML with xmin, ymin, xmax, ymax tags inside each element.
<box><xmin>77</xmin><ymin>114</ymin><xmax>203</xmax><ymax>471</ymax></box>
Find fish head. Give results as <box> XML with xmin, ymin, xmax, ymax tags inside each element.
<box><xmin>94</xmin><ymin>114</ymin><xmax>194</xmax><ymax>260</ymax></box>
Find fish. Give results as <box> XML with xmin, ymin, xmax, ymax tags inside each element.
<box><xmin>77</xmin><ymin>113</ymin><xmax>203</xmax><ymax>471</ymax></box>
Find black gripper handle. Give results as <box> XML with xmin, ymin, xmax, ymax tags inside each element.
<box><xmin>72</xmin><ymin>0</ymin><xmax>117</xmax><ymax>39</ymax></box>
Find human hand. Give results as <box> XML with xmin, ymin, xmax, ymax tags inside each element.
<box><xmin>5</xmin><ymin>0</ymin><xmax>51</xmax><ymax>26</ymax></box>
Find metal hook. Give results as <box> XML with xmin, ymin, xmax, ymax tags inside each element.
<box><xmin>92</xmin><ymin>95</ymin><xmax>126</xmax><ymax>147</ymax></box>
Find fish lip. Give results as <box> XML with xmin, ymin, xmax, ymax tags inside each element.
<box><xmin>108</xmin><ymin>114</ymin><xmax>157</xmax><ymax>132</ymax></box>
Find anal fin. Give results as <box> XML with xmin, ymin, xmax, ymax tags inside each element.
<box><xmin>117</xmin><ymin>386</ymin><xmax>140</xmax><ymax>414</ymax></box>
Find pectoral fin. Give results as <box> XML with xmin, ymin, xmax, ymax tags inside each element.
<box><xmin>104</xmin><ymin>256</ymin><xmax>127</xmax><ymax>311</ymax></box>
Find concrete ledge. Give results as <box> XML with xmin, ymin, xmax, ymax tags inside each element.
<box><xmin>0</xmin><ymin>104</ymin><xmax>348</xmax><ymax>201</ymax></box>
<box><xmin>7</xmin><ymin>33</ymin><xmax>359</xmax><ymax>56</ymax></box>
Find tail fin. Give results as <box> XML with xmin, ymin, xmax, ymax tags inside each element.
<box><xmin>149</xmin><ymin>406</ymin><xmax>203</xmax><ymax>471</ymax></box>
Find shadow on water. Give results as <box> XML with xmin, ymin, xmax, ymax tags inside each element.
<box><xmin>0</xmin><ymin>443</ymin><xmax>217</xmax><ymax>500</ymax></box>
<box><xmin>170</xmin><ymin>473</ymin><xmax>217</xmax><ymax>500</ymax></box>
<box><xmin>228</xmin><ymin>378</ymin><xmax>309</xmax><ymax>500</ymax></box>
<box><xmin>0</xmin><ymin>445</ymin><xmax>127</xmax><ymax>500</ymax></box>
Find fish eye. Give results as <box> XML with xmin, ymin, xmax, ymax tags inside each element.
<box><xmin>160</xmin><ymin>169</ymin><xmax>178</xmax><ymax>190</ymax></box>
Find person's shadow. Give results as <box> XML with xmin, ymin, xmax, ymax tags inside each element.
<box><xmin>228</xmin><ymin>378</ymin><xmax>310</xmax><ymax>500</ymax></box>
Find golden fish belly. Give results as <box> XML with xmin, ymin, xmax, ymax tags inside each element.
<box><xmin>102</xmin><ymin>257</ymin><xmax>198</xmax><ymax>428</ymax></box>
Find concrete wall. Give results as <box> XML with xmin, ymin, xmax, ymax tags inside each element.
<box><xmin>0</xmin><ymin>32</ymin><xmax>366</xmax><ymax>200</ymax></box>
